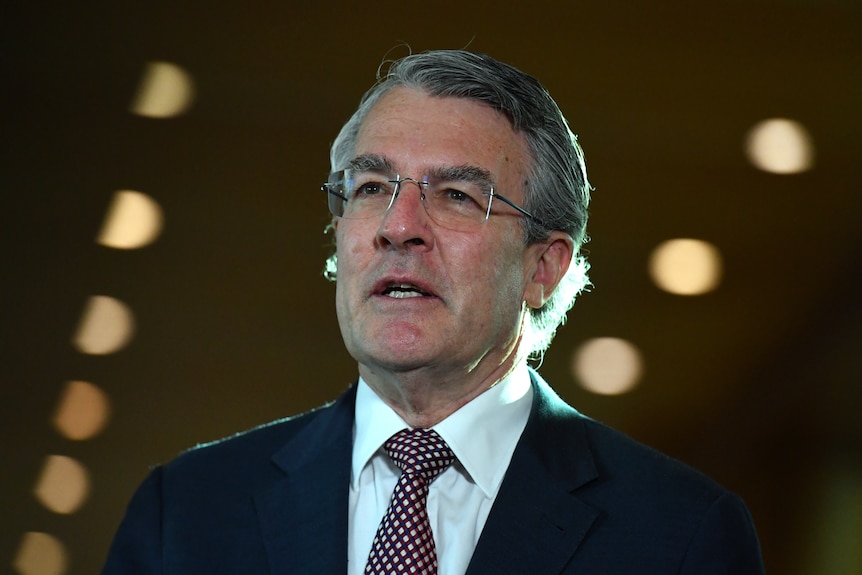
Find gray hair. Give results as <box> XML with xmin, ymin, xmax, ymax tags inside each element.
<box><xmin>325</xmin><ymin>49</ymin><xmax>591</xmax><ymax>358</ymax></box>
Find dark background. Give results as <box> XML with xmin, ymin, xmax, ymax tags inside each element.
<box><xmin>3</xmin><ymin>1</ymin><xmax>861</xmax><ymax>573</ymax></box>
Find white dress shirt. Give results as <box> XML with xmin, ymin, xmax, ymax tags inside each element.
<box><xmin>348</xmin><ymin>364</ymin><xmax>533</xmax><ymax>575</ymax></box>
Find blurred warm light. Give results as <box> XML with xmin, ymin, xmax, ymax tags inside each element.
<box><xmin>97</xmin><ymin>190</ymin><xmax>164</xmax><ymax>249</ymax></box>
<box><xmin>33</xmin><ymin>455</ymin><xmax>90</xmax><ymax>514</ymax></box>
<box><xmin>746</xmin><ymin>118</ymin><xmax>814</xmax><ymax>174</ymax></box>
<box><xmin>72</xmin><ymin>295</ymin><xmax>135</xmax><ymax>355</ymax></box>
<box><xmin>649</xmin><ymin>238</ymin><xmax>723</xmax><ymax>296</ymax></box>
<box><xmin>572</xmin><ymin>337</ymin><xmax>643</xmax><ymax>395</ymax></box>
<box><xmin>13</xmin><ymin>532</ymin><xmax>68</xmax><ymax>575</ymax></box>
<box><xmin>52</xmin><ymin>381</ymin><xmax>111</xmax><ymax>440</ymax></box>
<box><xmin>131</xmin><ymin>61</ymin><xmax>195</xmax><ymax>118</ymax></box>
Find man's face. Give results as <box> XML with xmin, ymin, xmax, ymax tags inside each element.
<box><xmin>334</xmin><ymin>87</ymin><xmax>546</xmax><ymax>385</ymax></box>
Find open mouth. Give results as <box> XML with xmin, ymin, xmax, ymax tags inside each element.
<box><xmin>380</xmin><ymin>283</ymin><xmax>432</xmax><ymax>299</ymax></box>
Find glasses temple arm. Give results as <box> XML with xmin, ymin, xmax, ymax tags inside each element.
<box><xmin>490</xmin><ymin>192</ymin><xmax>541</xmax><ymax>223</ymax></box>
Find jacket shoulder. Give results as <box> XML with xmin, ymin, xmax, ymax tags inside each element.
<box><xmin>531</xmin><ymin>370</ymin><xmax>730</xmax><ymax>504</ymax></box>
<box><xmin>162</xmin><ymin>384</ymin><xmax>356</xmax><ymax>486</ymax></box>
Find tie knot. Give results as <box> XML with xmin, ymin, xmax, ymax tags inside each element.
<box><xmin>385</xmin><ymin>428</ymin><xmax>455</xmax><ymax>483</ymax></box>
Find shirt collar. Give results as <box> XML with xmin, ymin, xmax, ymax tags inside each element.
<box><xmin>351</xmin><ymin>363</ymin><xmax>533</xmax><ymax>498</ymax></box>
<box><xmin>351</xmin><ymin>380</ymin><xmax>411</xmax><ymax>489</ymax></box>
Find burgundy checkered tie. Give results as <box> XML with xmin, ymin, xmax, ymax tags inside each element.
<box><xmin>364</xmin><ymin>428</ymin><xmax>456</xmax><ymax>575</ymax></box>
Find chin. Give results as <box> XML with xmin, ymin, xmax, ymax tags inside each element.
<box><xmin>356</xmin><ymin>342</ymin><xmax>440</xmax><ymax>373</ymax></box>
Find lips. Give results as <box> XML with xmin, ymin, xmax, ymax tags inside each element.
<box><xmin>373</xmin><ymin>278</ymin><xmax>437</xmax><ymax>299</ymax></box>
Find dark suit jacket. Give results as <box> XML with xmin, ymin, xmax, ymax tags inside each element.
<box><xmin>103</xmin><ymin>372</ymin><xmax>765</xmax><ymax>574</ymax></box>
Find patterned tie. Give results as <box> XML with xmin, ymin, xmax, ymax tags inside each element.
<box><xmin>364</xmin><ymin>428</ymin><xmax>456</xmax><ymax>575</ymax></box>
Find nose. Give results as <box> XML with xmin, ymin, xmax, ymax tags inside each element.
<box><xmin>375</xmin><ymin>180</ymin><xmax>434</xmax><ymax>251</ymax></box>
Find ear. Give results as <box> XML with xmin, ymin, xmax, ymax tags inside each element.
<box><xmin>523</xmin><ymin>232</ymin><xmax>574</xmax><ymax>309</ymax></box>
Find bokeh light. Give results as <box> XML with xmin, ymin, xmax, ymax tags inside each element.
<box><xmin>745</xmin><ymin>118</ymin><xmax>815</xmax><ymax>174</ymax></box>
<box><xmin>13</xmin><ymin>532</ymin><xmax>68</xmax><ymax>575</ymax></box>
<box><xmin>572</xmin><ymin>337</ymin><xmax>644</xmax><ymax>395</ymax></box>
<box><xmin>33</xmin><ymin>455</ymin><xmax>90</xmax><ymax>514</ymax></box>
<box><xmin>71</xmin><ymin>295</ymin><xmax>135</xmax><ymax>355</ymax></box>
<box><xmin>52</xmin><ymin>381</ymin><xmax>111</xmax><ymax>440</ymax></box>
<box><xmin>130</xmin><ymin>61</ymin><xmax>195</xmax><ymax>118</ymax></box>
<box><xmin>649</xmin><ymin>238</ymin><xmax>723</xmax><ymax>296</ymax></box>
<box><xmin>96</xmin><ymin>190</ymin><xmax>164</xmax><ymax>249</ymax></box>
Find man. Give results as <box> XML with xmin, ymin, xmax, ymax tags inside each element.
<box><xmin>103</xmin><ymin>50</ymin><xmax>765</xmax><ymax>574</ymax></box>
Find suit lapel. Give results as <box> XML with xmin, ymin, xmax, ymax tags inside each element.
<box><xmin>251</xmin><ymin>374</ymin><xmax>599</xmax><ymax>575</ymax></box>
<box><xmin>466</xmin><ymin>372</ymin><xmax>600</xmax><ymax>575</ymax></box>
<box><xmin>254</xmin><ymin>386</ymin><xmax>356</xmax><ymax>575</ymax></box>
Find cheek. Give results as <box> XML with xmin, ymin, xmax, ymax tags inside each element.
<box><xmin>333</xmin><ymin>225</ymin><xmax>358</xmax><ymax>304</ymax></box>
<box><xmin>335</xmin><ymin>221</ymin><xmax>367</xmax><ymax>271</ymax></box>
<box><xmin>452</xmin><ymin>238</ymin><xmax>526</xmax><ymax>311</ymax></box>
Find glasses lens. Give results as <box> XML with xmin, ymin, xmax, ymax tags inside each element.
<box><xmin>324</xmin><ymin>169</ymin><xmax>494</xmax><ymax>230</ymax></box>
<box><xmin>344</xmin><ymin>170</ymin><xmax>397</xmax><ymax>219</ymax></box>
<box><xmin>422</xmin><ymin>180</ymin><xmax>490</xmax><ymax>229</ymax></box>
<box><xmin>324</xmin><ymin>172</ymin><xmax>347</xmax><ymax>217</ymax></box>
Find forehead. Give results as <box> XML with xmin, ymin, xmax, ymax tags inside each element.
<box><xmin>354</xmin><ymin>87</ymin><xmax>530</xmax><ymax>184</ymax></box>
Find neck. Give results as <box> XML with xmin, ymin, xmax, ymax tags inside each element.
<box><xmin>359</xmin><ymin>355</ymin><xmax>524</xmax><ymax>428</ymax></box>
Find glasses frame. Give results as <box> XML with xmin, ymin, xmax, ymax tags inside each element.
<box><xmin>321</xmin><ymin>170</ymin><xmax>540</xmax><ymax>227</ymax></box>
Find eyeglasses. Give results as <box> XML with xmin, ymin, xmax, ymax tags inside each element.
<box><xmin>321</xmin><ymin>168</ymin><xmax>538</xmax><ymax>231</ymax></box>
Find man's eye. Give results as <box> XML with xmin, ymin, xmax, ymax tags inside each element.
<box><xmin>442</xmin><ymin>188</ymin><xmax>481</xmax><ymax>207</ymax></box>
<box><xmin>354</xmin><ymin>182</ymin><xmax>385</xmax><ymax>196</ymax></box>
<box><xmin>446</xmin><ymin>189</ymin><xmax>469</xmax><ymax>202</ymax></box>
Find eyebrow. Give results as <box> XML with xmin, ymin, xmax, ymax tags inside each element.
<box><xmin>347</xmin><ymin>154</ymin><xmax>394</xmax><ymax>173</ymax></box>
<box><xmin>430</xmin><ymin>165</ymin><xmax>494</xmax><ymax>190</ymax></box>
<box><xmin>347</xmin><ymin>154</ymin><xmax>495</xmax><ymax>189</ymax></box>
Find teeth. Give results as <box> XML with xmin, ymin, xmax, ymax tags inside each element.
<box><xmin>386</xmin><ymin>290</ymin><xmax>423</xmax><ymax>299</ymax></box>
<box><xmin>382</xmin><ymin>283</ymin><xmax>427</xmax><ymax>298</ymax></box>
